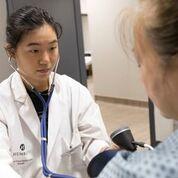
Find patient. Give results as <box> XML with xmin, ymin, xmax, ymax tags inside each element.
<box><xmin>98</xmin><ymin>0</ymin><xmax>178</xmax><ymax>177</ymax></box>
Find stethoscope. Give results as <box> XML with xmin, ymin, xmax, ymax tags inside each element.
<box><xmin>8</xmin><ymin>57</ymin><xmax>75</xmax><ymax>178</ymax></box>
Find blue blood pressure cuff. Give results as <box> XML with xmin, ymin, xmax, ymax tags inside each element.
<box><xmin>87</xmin><ymin>149</ymin><xmax>118</xmax><ymax>177</ymax></box>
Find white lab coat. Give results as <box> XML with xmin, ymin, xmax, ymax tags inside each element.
<box><xmin>0</xmin><ymin>72</ymin><xmax>110</xmax><ymax>178</ymax></box>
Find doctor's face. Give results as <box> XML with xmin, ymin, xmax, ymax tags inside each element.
<box><xmin>13</xmin><ymin>24</ymin><xmax>59</xmax><ymax>90</ymax></box>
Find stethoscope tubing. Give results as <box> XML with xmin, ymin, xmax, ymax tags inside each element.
<box><xmin>31</xmin><ymin>82</ymin><xmax>75</xmax><ymax>178</ymax></box>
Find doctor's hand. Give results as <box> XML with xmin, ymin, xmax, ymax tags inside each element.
<box><xmin>99</xmin><ymin>143</ymin><xmax>120</xmax><ymax>153</ymax></box>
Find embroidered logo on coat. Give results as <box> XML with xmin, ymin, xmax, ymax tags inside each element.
<box><xmin>20</xmin><ymin>144</ymin><xmax>25</xmax><ymax>151</ymax></box>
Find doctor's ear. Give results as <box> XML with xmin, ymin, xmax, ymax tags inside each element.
<box><xmin>4</xmin><ymin>44</ymin><xmax>16</xmax><ymax>59</ymax></box>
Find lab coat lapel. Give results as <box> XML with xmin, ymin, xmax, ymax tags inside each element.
<box><xmin>18</xmin><ymin>97</ymin><xmax>41</xmax><ymax>143</ymax></box>
<box><xmin>11</xmin><ymin>72</ymin><xmax>41</xmax><ymax>143</ymax></box>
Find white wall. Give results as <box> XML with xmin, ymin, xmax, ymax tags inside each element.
<box><xmin>87</xmin><ymin>0</ymin><xmax>147</xmax><ymax>101</ymax></box>
<box><xmin>81</xmin><ymin>16</ymin><xmax>91</xmax><ymax>53</ymax></box>
<box><xmin>0</xmin><ymin>0</ymin><xmax>13</xmax><ymax>82</ymax></box>
<box><xmin>80</xmin><ymin>0</ymin><xmax>91</xmax><ymax>53</ymax></box>
<box><xmin>80</xmin><ymin>0</ymin><xmax>88</xmax><ymax>14</ymax></box>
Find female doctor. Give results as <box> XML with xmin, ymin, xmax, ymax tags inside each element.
<box><xmin>0</xmin><ymin>6</ymin><xmax>110</xmax><ymax>178</ymax></box>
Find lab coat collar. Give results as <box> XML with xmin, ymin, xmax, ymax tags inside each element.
<box><xmin>11</xmin><ymin>71</ymin><xmax>54</xmax><ymax>103</ymax></box>
<box><xmin>11</xmin><ymin>72</ymin><xmax>28</xmax><ymax>103</ymax></box>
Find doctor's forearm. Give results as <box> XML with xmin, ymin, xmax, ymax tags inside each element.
<box><xmin>84</xmin><ymin>139</ymin><xmax>110</xmax><ymax>164</ymax></box>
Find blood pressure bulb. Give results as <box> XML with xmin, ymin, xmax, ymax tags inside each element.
<box><xmin>110</xmin><ymin>126</ymin><xmax>137</xmax><ymax>151</ymax></box>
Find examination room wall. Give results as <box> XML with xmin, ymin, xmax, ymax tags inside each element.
<box><xmin>86</xmin><ymin>0</ymin><xmax>147</xmax><ymax>102</ymax></box>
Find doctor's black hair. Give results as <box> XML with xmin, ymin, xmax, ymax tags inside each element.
<box><xmin>6</xmin><ymin>6</ymin><xmax>62</xmax><ymax>50</ymax></box>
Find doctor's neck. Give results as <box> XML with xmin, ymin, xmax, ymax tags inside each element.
<box><xmin>21</xmin><ymin>77</ymin><xmax>49</xmax><ymax>92</ymax></box>
<box><xmin>15</xmin><ymin>68</ymin><xmax>49</xmax><ymax>92</ymax></box>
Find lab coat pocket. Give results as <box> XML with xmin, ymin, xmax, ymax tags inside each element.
<box><xmin>61</xmin><ymin>132</ymin><xmax>87</xmax><ymax>170</ymax></box>
<box><xmin>61</xmin><ymin>142</ymin><xmax>83</xmax><ymax>161</ymax></box>
<box><xmin>61</xmin><ymin>142</ymin><xmax>87</xmax><ymax>176</ymax></box>
<box><xmin>55</xmin><ymin>132</ymin><xmax>89</xmax><ymax>177</ymax></box>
